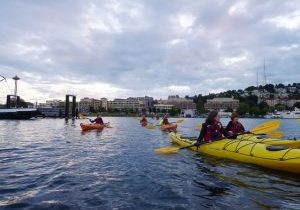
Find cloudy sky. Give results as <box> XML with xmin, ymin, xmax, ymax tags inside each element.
<box><xmin>0</xmin><ymin>0</ymin><xmax>300</xmax><ymax>103</ymax></box>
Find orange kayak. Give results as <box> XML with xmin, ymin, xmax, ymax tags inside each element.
<box><xmin>80</xmin><ymin>123</ymin><xmax>105</xmax><ymax>131</ymax></box>
<box><xmin>161</xmin><ymin>123</ymin><xmax>177</xmax><ymax>131</ymax></box>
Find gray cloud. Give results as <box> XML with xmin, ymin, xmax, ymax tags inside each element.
<box><xmin>0</xmin><ymin>0</ymin><xmax>300</xmax><ymax>102</ymax></box>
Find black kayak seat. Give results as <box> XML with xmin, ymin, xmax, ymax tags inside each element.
<box><xmin>266</xmin><ymin>145</ymin><xmax>289</xmax><ymax>151</ymax></box>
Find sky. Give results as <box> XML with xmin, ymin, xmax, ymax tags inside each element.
<box><xmin>0</xmin><ymin>0</ymin><xmax>300</xmax><ymax>103</ymax></box>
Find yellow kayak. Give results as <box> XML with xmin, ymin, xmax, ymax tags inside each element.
<box><xmin>237</xmin><ymin>134</ymin><xmax>300</xmax><ymax>148</ymax></box>
<box><xmin>170</xmin><ymin>132</ymin><xmax>300</xmax><ymax>174</ymax></box>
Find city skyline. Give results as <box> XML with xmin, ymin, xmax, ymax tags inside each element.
<box><xmin>1</xmin><ymin>0</ymin><xmax>300</xmax><ymax>103</ymax></box>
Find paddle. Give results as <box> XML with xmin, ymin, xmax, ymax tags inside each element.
<box><xmin>155</xmin><ymin>144</ymin><xmax>196</xmax><ymax>154</ymax></box>
<box><xmin>155</xmin><ymin>120</ymin><xmax>282</xmax><ymax>154</ymax></box>
<box><xmin>195</xmin><ymin>124</ymin><xmax>202</xmax><ymax>131</ymax></box>
<box><xmin>260</xmin><ymin>131</ymin><xmax>284</xmax><ymax>139</ymax></box>
<box><xmin>145</xmin><ymin>124</ymin><xmax>154</xmax><ymax>129</ymax></box>
<box><xmin>175</xmin><ymin>119</ymin><xmax>184</xmax><ymax>124</ymax></box>
<box><xmin>250</xmin><ymin>120</ymin><xmax>280</xmax><ymax>134</ymax></box>
<box><xmin>79</xmin><ymin>113</ymin><xmax>86</xmax><ymax>119</ymax></box>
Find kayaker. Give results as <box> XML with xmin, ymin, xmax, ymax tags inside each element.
<box><xmin>90</xmin><ymin>113</ymin><xmax>104</xmax><ymax>124</ymax></box>
<box><xmin>196</xmin><ymin>110</ymin><xmax>228</xmax><ymax>145</ymax></box>
<box><xmin>140</xmin><ymin>115</ymin><xmax>148</xmax><ymax>125</ymax></box>
<box><xmin>162</xmin><ymin>114</ymin><xmax>170</xmax><ymax>125</ymax></box>
<box><xmin>226</xmin><ymin>112</ymin><xmax>245</xmax><ymax>135</ymax></box>
<box><xmin>153</xmin><ymin>114</ymin><xmax>159</xmax><ymax>120</ymax></box>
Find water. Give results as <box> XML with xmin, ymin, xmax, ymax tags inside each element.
<box><xmin>0</xmin><ymin>118</ymin><xmax>299</xmax><ymax>210</ymax></box>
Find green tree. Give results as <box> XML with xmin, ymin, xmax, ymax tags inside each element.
<box><xmin>250</xmin><ymin>106</ymin><xmax>261</xmax><ymax>116</ymax></box>
<box><xmin>237</xmin><ymin>103</ymin><xmax>250</xmax><ymax>116</ymax></box>
<box><xmin>275</xmin><ymin>104</ymin><xmax>286</xmax><ymax>111</ymax></box>
<box><xmin>294</xmin><ymin>102</ymin><xmax>300</xmax><ymax>108</ymax></box>
<box><xmin>169</xmin><ymin>107</ymin><xmax>181</xmax><ymax>117</ymax></box>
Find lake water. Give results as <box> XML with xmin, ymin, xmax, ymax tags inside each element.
<box><xmin>0</xmin><ymin>118</ymin><xmax>299</xmax><ymax>209</ymax></box>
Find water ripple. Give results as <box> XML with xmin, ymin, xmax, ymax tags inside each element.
<box><xmin>0</xmin><ymin>118</ymin><xmax>299</xmax><ymax>209</ymax></box>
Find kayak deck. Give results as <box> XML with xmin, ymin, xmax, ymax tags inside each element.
<box><xmin>237</xmin><ymin>134</ymin><xmax>300</xmax><ymax>148</ymax></box>
<box><xmin>170</xmin><ymin>132</ymin><xmax>300</xmax><ymax>174</ymax></box>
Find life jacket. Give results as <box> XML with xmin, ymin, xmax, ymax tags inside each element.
<box><xmin>230</xmin><ymin>122</ymin><xmax>243</xmax><ymax>134</ymax></box>
<box><xmin>94</xmin><ymin>117</ymin><xmax>103</xmax><ymax>124</ymax></box>
<box><xmin>204</xmin><ymin>123</ymin><xmax>222</xmax><ymax>142</ymax></box>
<box><xmin>162</xmin><ymin>118</ymin><xmax>169</xmax><ymax>125</ymax></box>
<box><xmin>140</xmin><ymin>118</ymin><xmax>147</xmax><ymax>123</ymax></box>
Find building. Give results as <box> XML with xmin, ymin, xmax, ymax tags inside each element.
<box><xmin>79</xmin><ymin>98</ymin><xmax>93</xmax><ymax>113</ymax></box>
<box><xmin>108</xmin><ymin>96</ymin><xmax>154</xmax><ymax>112</ymax></box>
<box><xmin>154</xmin><ymin>104</ymin><xmax>174</xmax><ymax>111</ymax></box>
<box><xmin>182</xmin><ymin>109</ymin><xmax>196</xmax><ymax>117</ymax></box>
<box><xmin>37</xmin><ymin>106</ymin><xmax>65</xmax><ymax>117</ymax></box>
<box><xmin>265</xmin><ymin>99</ymin><xmax>300</xmax><ymax>108</ymax></box>
<box><xmin>92</xmin><ymin>99</ymin><xmax>102</xmax><ymax>111</ymax></box>
<box><xmin>78</xmin><ymin>97</ymin><xmax>109</xmax><ymax>113</ymax></box>
<box><xmin>204</xmin><ymin>97</ymin><xmax>239</xmax><ymax>111</ymax></box>
<box><xmin>158</xmin><ymin>95</ymin><xmax>196</xmax><ymax>110</ymax></box>
<box><xmin>45</xmin><ymin>99</ymin><xmax>64</xmax><ymax>107</ymax></box>
<box><xmin>155</xmin><ymin>95</ymin><xmax>196</xmax><ymax>115</ymax></box>
<box><xmin>101</xmin><ymin>98</ymin><xmax>108</xmax><ymax>110</ymax></box>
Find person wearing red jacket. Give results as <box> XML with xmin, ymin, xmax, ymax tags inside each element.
<box><xmin>226</xmin><ymin>112</ymin><xmax>245</xmax><ymax>135</ymax></box>
<box><xmin>196</xmin><ymin>111</ymin><xmax>228</xmax><ymax>145</ymax></box>
<box><xmin>90</xmin><ymin>113</ymin><xmax>104</xmax><ymax>124</ymax></box>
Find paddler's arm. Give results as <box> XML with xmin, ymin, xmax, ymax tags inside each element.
<box><xmin>221</xmin><ymin>123</ymin><xmax>230</xmax><ymax>138</ymax></box>
<box><xmin>195</xmin><ymin>124</ymin><xmax>206</xmax><ymax>146</ymax></box>
<box><xmin>225</xmin><ymin>121</ymin><xmax>232</xmax><ymax>132</ymax></box>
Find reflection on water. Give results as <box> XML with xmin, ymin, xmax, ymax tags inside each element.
<box><xmin>0</xmin><ymin>118</ymin><xmax>299</xmax><ymax>209</ymax></box>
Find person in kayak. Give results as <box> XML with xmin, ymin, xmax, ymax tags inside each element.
<box><xmin>196</xmin><ymin>110</ymin><xmax>228</xmax><ymax>145</ymax></box>
<box><xmin>226</xmin><ymin>112</ymin><xmax>245</xmax><ymax>135</ymax></box>
<box><xmin>162</xmin><ymin>114</ymin><xmax>170</xmax><ymax>125</ymax></box>
<box><xmin>153</xmin><ymin>114</ymin><xmax>159</xmax><ymax>120</ymax></box>
<box><xmin>90</xmin><ymin>113</ymin><xmax>104</xmax><ymax>124</ymax></box>
<box><xmin>140</xmin><ymin>115</ymin><xmax>148</xmax><ymax>125</ymax></box>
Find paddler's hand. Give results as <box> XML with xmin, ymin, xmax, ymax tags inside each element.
<box><xmin>194</xmin><ymin>141</ymin><xmax>201</xmax><ymax>147</ymax></box>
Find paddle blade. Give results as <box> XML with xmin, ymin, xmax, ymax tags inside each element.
<box><xmin>176</xmin><ymin>119</ymin><xmax>184</xmax><ymax>124</ymax></box>
<box><xmin>195</xmin><ymin>124</ymin><xmax>202</xmax><ymax>131</ymax></box>
<box><xmin>79</xmin><ymin>113</ymin><xmax>86</xmax><ymax>119</ymax></box>
<box><xmin>155</xmin><ymin>147</ymin><xmax>179</xmax><ymax>154</ymax></box>
<box><xmin>266</xmin><ymin>131</ymin><xmax>284</xmax><ymax>139</ymax></box>
<box><xmin>297</xmin><ymin>119</ymin><xmax>300</xmax><ymax>123</ymax></box>
<box><xmin>146</xmin><ymin>124</ymin><xmax>154</xmax><ymax>129</ymax></box>
<box><xmin>251</xmin><ymin>120</ymin><xmax>280</xmax><ymax>134</ymax></box>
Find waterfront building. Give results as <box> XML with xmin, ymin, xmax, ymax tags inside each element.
<box><xmin>154</xmin><ymin>104</ymin><xmax>174</xmax><ymax>111</ymax></box>
<box><xmin>101</xmin><ymin>98</ymin><xmax>108</xmax><ymax>110</ymax></box>
<box><xmin>79</xmin><ymin>97</ymin><xmax>93</xmax><ymax>113</ymax></box>
<box><xmin>45</xmin><ymin>99</ymin><xmax>64</xmax><ymax>107</ymax></box>
<box><xmin>157</xmin><ymin>96</ymin><xmax>196</xmax><ymax>110</ymax></box>
<box><xmin>108</xmin><ymin>96</ymin><xmax>153</xmax><ymax>112</ymax></box>
<box><xmin>204</xmin><ymin>97</ymin><xmax>239</xmax><ymax>111</ymax></box>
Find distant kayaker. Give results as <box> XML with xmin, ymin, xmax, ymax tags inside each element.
<box><xmin>226</xmin><ymin>112</ymin><xmax>245</xmax><ymax>135</ymax></box>
<box><xmin>90</xmin><ymin>113</ymin><xmax>104</xmax><ymax>124</ymax></box>
<box><xmin>140</xmin><ymin>115</ymin><xmax>148</xmax><ymax>125</ymax></box>
<box><xmin>196</xmin><ymin>110</ymin><xmax>228</xmax><ymax>145</ymax></box>
<box><xmin>162</xmin><ymin>114</ymin><xmax>170</xmax><ymax>125</ymax></box>
<box><xmin>153</xmin><ymin>114</ymin><xmax>159</xmax><ymax>120</ymax></box>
